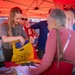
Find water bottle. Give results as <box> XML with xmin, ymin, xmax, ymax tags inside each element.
<box><xmin>0</xmin><ymin>37</ymin><xmax>5</xmax><ymax>62</ymax></box>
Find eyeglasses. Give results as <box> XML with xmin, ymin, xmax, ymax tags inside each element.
<box><xmin>21</xmin><ymin>18</ymin><xmax>28</xmax><ymax>21</ymax></box>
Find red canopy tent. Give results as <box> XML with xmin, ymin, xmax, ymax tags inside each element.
<box><xmin>0</xmin><ymin>0</ymin><xmax>75</xmax><ymax>18</ymax></box>
<box><xmin>54</xmin><ymin>0</ymin><xmax>75</xmax><ymax>4</ymax></box>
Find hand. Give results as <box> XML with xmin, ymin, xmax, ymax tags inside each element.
<box><xmin>19</xmin><ymin>36</ymin><xmax>25</xmax><ymax>45</ymax></box>
<box><xmin>29</xmin><ymin>36</ymin><xmax>35</xmax><ymax>44</ymax></box>
<box><xmin>33</xmin><ymin>44</ymin><xmax>37</xmax><ymax>47</ymax></box>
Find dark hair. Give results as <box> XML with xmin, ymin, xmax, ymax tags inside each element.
<box><xmin>48</xmin><ymin>9</ymin><xmax>52</xmax><ymax>14</ymax></box>
<box><xmin>21</xmin><ymin>18</ymin><xmax>28</xmax><ymax>21</ymax></box>
<box><xmin>63</xmin><ymin>8</ymin><xmax>68</xmax><ymax>11</ymax></box>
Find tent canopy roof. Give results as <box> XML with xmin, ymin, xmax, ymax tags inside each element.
<box><xmin>0</xmin><ymin>0</ymin><xmax>75</xmax><ymax>19</ymax></box>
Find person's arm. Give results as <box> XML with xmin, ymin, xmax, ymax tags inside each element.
<box><xmin>31</xmin><ymin>21</ymin><xmax>40</xmax><ymax>29</ymax></box>
<box><xmin>2</xmin><ymin>35</ymin><xmax>25</xmax><ymax>44</ymax></box>
<box><xmin>21</xmin><ymin>25</ymin><xmax>29</xmax><ymax>40</ymax></box>
<box><xmin>1</xmin><ymin>24</ymin><xmax>25</xmax><ymax>44</ymax></box>
<box><xmin>30</xmin><ymin>29</ymin><xmax>57</xmax><ymax>75</ymax></box>
<box><xmin>31</xmin><ymin>29</ymin><xmax>39</xmax><ymax>38</ymax></box>
<box><xmin>30</xmin><ymin>22</ymin><xmax>41</xmax><ymax>39</ymax></box>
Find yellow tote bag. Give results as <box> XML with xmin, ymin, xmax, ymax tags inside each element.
<box><xmin>11</xmin><ymin>40</ymin><xmax>41</xmax><ymax>64</ymax></box>
<box><xmin>11</xmin><ymin>40</ymin><xmax>34</xmax><ymax>64</ymax></box>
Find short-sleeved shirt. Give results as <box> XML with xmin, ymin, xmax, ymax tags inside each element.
<box><xmin>1</xmin><ymin>23</ymin><xmax>28</xmax><ymax>49</ymax></box>
<box><xmin>31</xmin><ymin>20</ymin><xmax>49</xmax><ymax>50</ymax></box>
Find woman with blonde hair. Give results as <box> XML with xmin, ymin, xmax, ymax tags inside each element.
<box><xmin>1</xmin><ymin>7</ymin><xmax>28</xmax><ymax>61</ymax></box>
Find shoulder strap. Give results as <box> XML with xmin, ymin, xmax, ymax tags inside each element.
<box><xmin>60</xmin><ymin>31</ymin><xmax>71</xmax><ymax>58</ymax></box>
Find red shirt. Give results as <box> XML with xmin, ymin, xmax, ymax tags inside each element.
<box><xmin>33</xmin><ymin>28</ymin><xmax>75</xmax><ymax>74</ymax></box>
<box><xmin>23</xmin><ymin>25</ymin><xmax>34</xmax><ymax>38</ymax></box>
<box><xmin>44</xmin><ymin>28</ymin><xmax>75</xmax><ymax>66</ymax></box>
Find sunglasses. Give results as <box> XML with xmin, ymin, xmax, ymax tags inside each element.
<box><xmin>21</xmin><ymin>18</ymin><xmax>28</xmax><ymax>21</ymax></box>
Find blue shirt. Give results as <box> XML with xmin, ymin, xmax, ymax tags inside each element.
<box><xmin>73</xmin><ymin>23</ymin><xmax>75</xmax><ymax>31</ymax></box>
<box><xmin>31</xmin><ymin>20</ymin><xmax>49</xmax><ymax>50</ymax></box>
